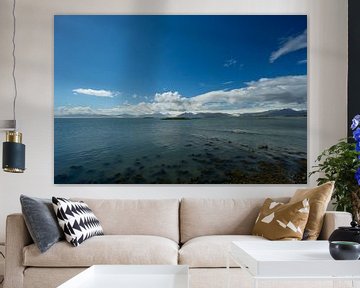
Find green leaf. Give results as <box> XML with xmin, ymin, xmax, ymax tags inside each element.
<box><xmin>309</xmin><ymin>138</ymin><xmax>360</xmax><ymax>214</ymax></box>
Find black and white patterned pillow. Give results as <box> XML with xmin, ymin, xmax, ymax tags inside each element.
<box><xmin>52</xmin><ymin>197</ymin><xmax>104</xmax><ymax>247</ymax></box>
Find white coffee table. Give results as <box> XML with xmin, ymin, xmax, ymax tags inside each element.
<box><xmin>58</xmin><ymin>265</ymin><xmax>189</xmax><ymax>288</ymax></box>
<box><xmin>228</xmin><ymin>241</ymin><xmax>360</xmax><ymax>288</ymax></box>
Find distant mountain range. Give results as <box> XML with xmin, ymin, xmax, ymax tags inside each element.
<box><xmin>55</xmin><ymin>109</ymin><xmax>306</xmax><ymax>119</ymax></box>
<box><xmin>174</xmin><ymin>112</ymin><xmax>235</xmax><ymax>119</ymax></box>
<box><xmin>164</xmin><ymin>109</ymin><xmax>306</xmax><ymax>119</ymax></box>
<box><xmin>55</xmin><ymin>113</ymin><xmax>170</xmax><ymax>119</ymax></box>
<box><xmin>239</xmin><ymin>108</ymin><xmax>307</xmax><ymax>118</ymax></box>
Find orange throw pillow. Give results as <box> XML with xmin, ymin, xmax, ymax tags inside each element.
<box><xmin>252</xmin><ymin>198</ymin><xmax>310</xmax><ymax>240</ymax></box>
<box><xmin>289</xmin><ymin>181</ymin><xmax>334</xmax><ymax>240</ymax></box>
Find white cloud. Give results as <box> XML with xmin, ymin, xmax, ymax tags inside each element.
<box><xmin>297</xmin><ymin>59</ymin><xmax>307</xmax><ymax>65</ymax></box>
<box><xmin>57</xmin><ymin>75</ymin><xmax>307</xmax><ymax>117</ymax></box>
<box><xmin>72</xmin><ymin>88</ymin><xmax>120</xmax><ymax>98</ymax></box>
<box><xmin>222</xmin><ymin>81</ymin><xmax>234</xmax><ymax>85</ymax></box>
<box><xmin>270</xmin><ymin>30</ymin><xmax>307</xmax><ymax>63</ymax></box>
<box><xmin>55</xmin><ymin>106</ymin><xmax>96</xmax><ymax>116</ymax></box>
<box><xmin>224</xmin><ymin>59</ymin><xmax>237</xmax><ymax>67</ymax></box>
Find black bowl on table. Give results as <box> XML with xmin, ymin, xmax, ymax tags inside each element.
<box><xmin>329</xmin><ymin>241</ymin><xmax>360</xmax><ymax>260</ymax></box>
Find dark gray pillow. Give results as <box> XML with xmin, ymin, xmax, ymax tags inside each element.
<box><xmin>20</xmin><ymin>195</ymin><xmax>64</xmax><ymax>253</ymax></box>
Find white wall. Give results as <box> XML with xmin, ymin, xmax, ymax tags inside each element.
<box><xmin>0</xmin><ymin>0</ymin><xmax>348</xmax><ymax>242</ymax></box>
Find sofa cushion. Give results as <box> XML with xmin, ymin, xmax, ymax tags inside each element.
<box><xmin>20</xmin><ymin>195</ymin><xmax>64</xmax><ymax>253</ymax></box>
<box><xmin>290</xmin><ymin>181</ymin><xmax>334</xmax><ymax>240</ymax></box>
<box><xmin>72</xmin><ymin>198</ymin><xmax>179</xmax><ymax>243</ymax></box>
<box><xmin>52</xmin><ymin>197</ymin><xmax>104</xmax><ymax>247</ymax></box>
<box><xmin>24</xmin><ymin>268</ymin><xmax>86</xmax><ymax>288</ymax></box>
<box><xmin>252</xmin><ymin>198</ymin><xmax>310</xmax><ymax>240</ymax></box>
<box><xmin>23</xmin><ymin>235</ymin><xmax>178</xmax><ymax>267</ymax></box>
<box><xmin>179</xmin><ymin>235</ymin><xmax>267</xmax><ymax>268</ymax></box>
<box><xmin>180</xmin><ymin>198</ymin><xmax>289</xmax><ymax>243</ymax></box>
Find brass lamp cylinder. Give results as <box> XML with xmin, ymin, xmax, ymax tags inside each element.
<box><xmin>6</xmin><ymin>131</ymin><xmax>22</xmax><ymax>143</ymax></box>
<box><xmin>2</xmin><ymin>131</ymin><xmax>25</xmax><ymax>173</ymax></box>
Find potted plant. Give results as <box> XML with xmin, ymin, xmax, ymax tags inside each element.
<box><xmin>310</xmin><ymin>115</ymin><xmax>360</xmax><ymax>222</ymax></box>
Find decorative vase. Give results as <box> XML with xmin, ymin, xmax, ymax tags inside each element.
<box><xmin>328</xmin><ymin>221</ymin><xmax>360</xmax><ymax>244</ymax></box>
<box><xmin>329</xmin><ymin>241</ymin><xmax>360</xmax><ymax>260</ymax></box>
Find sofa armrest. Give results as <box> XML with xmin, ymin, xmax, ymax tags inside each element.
<box><xmin>4</xmin><ymin>214</ymin><xmax>33</xmax><ymax>288</ymax></box>
<box><xmin>318</xmin><ymin>211</ymin><xmax>352</xmax><ymax>240</ymax></box>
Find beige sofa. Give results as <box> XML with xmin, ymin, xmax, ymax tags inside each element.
<box><xmin>4</xmin><ymin>198</ymin><xmax>352</xmax><ymax>288</ymax></box>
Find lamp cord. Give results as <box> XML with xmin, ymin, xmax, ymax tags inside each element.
<box><xmin>11</xmin><ymin>0</ymin><xmax>18</xmax><ymax>129</ymax></box>
<box><xmin>0</xmin><ymin>251</ymin><xmax>4</xmax><ymax>284</ymax></box>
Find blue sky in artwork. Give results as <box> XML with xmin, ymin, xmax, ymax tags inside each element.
<box><xmin>54</xmin><ymin>15</ymin><xmax>307</xmax><ymax>116</ymax></box>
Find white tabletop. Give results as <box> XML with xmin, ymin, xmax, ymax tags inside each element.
<box><xmin>58</xmin><ymin>265</ymin><xmax>189</xmax><ymax>288</ymax></box>
<box><xmin>231</xmin><ymin>241</ymin><xmax>360</xmax><ymax>278</ymax></box>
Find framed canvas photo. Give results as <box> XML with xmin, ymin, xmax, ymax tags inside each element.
<box><xmin>54</xmin><ymin>15</ymin><xmax>307</xmax><ymax>184</ymax></box>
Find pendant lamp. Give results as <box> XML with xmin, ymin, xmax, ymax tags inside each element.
<box><xmin>1</xmin><ymin>0</ymin><xmax>26</xmax><ymax>173</ymax></box>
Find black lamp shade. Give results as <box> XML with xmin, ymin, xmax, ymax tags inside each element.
<box><xmin>3</xmin><ymin>141</ymin><xmax>25</xmax><ymax>173</ymax></box>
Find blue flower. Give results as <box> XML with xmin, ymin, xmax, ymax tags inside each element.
<box><xmin>356</xmin><ymin>167</ymin><xmax>360</xmax><ymax>186</ymax></box>
<box><xmin>352</xmin><ymin>115</ymin><xmax>360</xmax><ymax>130</ymax></box>
<box><xmin>353</xmin><ymin>128</ymin><xmax>360</xmax><ymax>142</ymax></box>
<box><xmin>351</xmin><ymin>115</ymin><xmax>360</xmax><ymax>186</ymax></box>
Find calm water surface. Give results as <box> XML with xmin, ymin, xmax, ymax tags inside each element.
<box><xmin>54</xmin><ymin>117</ymin><xmax>307</xmax><ymax>184</ymax></box>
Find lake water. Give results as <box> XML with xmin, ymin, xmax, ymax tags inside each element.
<box><xmin>54</xmin><ymin>117</ymin><xmax>307</xmax><ymax>184</ymax></box>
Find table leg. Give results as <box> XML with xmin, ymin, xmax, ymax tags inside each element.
<box><xmin>332</xmin><ymin>279</ymin><xmax>345</xmax><ymax>288</ymax></box>
<box><xmin>352</xmin><ymin>279</ymin><xmax>360</xmax><ymax>288</ymax></box>
<box><xmin>226</xmin><ymin>251</ymin><xmax>230</xmax><ymax>288</ymax></box>
<box><xmin>252</xmin><ymin>278</ymin><xmax>258</xmax><ymax>288</ymax></box>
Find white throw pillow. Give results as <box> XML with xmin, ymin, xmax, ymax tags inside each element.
<box><xmin>52</xmin><ymin>197</ymin><xmax>104</xmax><ymax>247</ymax></box>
